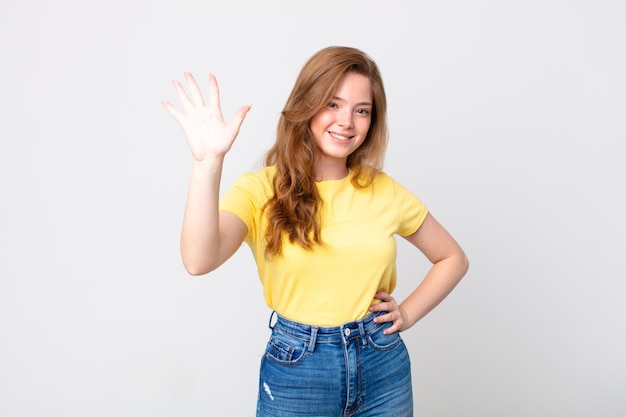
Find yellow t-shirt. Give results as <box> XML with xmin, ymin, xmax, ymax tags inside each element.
<box><xmin>219</xmin><ymin>166</ymin><xmax>428</xmax><ymax>326</ymax></box>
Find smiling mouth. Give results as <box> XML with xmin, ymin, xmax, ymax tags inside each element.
<box><xmin>328</xmin><ymin>131</ymin><xmax>353</xmax><ymax>141</ymax></box>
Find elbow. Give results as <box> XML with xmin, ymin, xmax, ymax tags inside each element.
<box><xmin>185</xmin><ymin>266</ymin><xmax>210</xmax><ymax>277</ymax></box>
<box><xmin>182</xmin><ymin>258</ymin><xmax>216</xmax><ymax>277</ymax></box>
<box><xmin>180</xmin><ymin>243</ymin><xmax>221</xmax><ymax>276</ymax></box>
<box><xmin>459</xmin><ymin>252</ymin><xmax>470</xmax><ymax>277</ymax></box>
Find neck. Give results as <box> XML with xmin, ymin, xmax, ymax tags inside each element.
<box><xmin>314</xmin><ymin>162</ymin><xmax>349</xmax><ymax>181</ymax></box>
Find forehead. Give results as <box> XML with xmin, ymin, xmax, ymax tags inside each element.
<box><xmin>333</xmin><ymin>72</ymin><xmax>373</xmax><ymax>103</ymax></box>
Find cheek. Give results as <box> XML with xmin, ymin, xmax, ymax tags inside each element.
<box><xmin>309</xmin><ymin>115</ymin><xmax>321</xmax><ymax>133</ymax></box>
<box><xmin>355</xmin><ymin>122</ymin><xmax>372</xmax><ymax>148</ymax></box>
<box><xmin>358</xmin><ymin>120</ymin><xmax>372</xmax><ymax>137</ymax></box>
<box><xmin>354</xmin><ymin>137</ymin><xmax>368</xmax><ymax>150</ymax></box>
<box><xmin>310</xmin><ymin>113</ymin><xmax>333</xmax><ymax>137</ymax></box>
<box><xmin>309</xmin><ymin>121</ymin><xmax>323</xmax><ymax>144</ymax></box>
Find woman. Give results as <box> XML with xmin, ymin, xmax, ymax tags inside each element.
<box><xmin>162</xmin><ymin>46</ymin><xmax>469</xmax><ymax>416</ymax></box>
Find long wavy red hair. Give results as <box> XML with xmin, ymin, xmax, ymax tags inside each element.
<box><xmin>263</xmin><ymin>46</ymin><xmax>388</xmax><ymax>258</ymax></box>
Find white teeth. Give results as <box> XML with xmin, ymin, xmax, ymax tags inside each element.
<box><xmin>329</xmin><ymin>132</ymin><xmax>350</xmax><ymax>141</ymax></box>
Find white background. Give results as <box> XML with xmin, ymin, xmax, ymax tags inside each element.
<box><xmin>1</xmin><ymin>1</ymin><xmax>625</xmax><ymax>416</ymax></box>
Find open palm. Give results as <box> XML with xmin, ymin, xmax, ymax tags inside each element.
<box><xmin>162</xmin><ymin>72</ymin><xmax>250</xmax><ymax>161</ymax></box>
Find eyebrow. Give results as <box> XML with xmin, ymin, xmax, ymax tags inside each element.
<box><xmin>332</xmin><ymin>96</ymin><xmax>373</xmax><ymax>106</ymax></box>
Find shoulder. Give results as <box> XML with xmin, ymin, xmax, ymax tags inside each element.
<box><xmin>371</xmin><ymin>170</ymin><xmax>400</xmax><ymax>189</ymax></box>
<box><xmin>233</xmin><ymin>166</ymin><xmax>275</xmax><ymax>189</ymax></box>
<box><xmin>221</xmin><ymin>166</ymin><xmax>276</xmax><ymax>211</ymax></box>
<box><xmin>223</xmin><ymin>166</ymin><xmax>276</xmax><ymax>207</ymax></box>
<box><xmin>372</xmin><ymin>170</ymin><xmax>423</xmax><ymax>200</ymax></box>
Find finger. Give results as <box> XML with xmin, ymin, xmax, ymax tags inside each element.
<box><xmin>207</xmin><ymin>73</ymin><xmax>223</xmax><ymax>114</ymax></box>
<box><xmin>173</xmin><ymin>79</ymin><xmax>194</xmax><ymax>113</ymax></box>
<box><xmin>228</xmin><ymin>104</ymin><xmax>252</xmax><ymax>133</ymax></box>
<box><xmin>384</xmin><ymin>320</ymin><xmax>402</xmax><ymax>335</ymax></box>
<box><xmin>369</xmin><ymin>301</ymin><xmax>389</xmax><ymax>313</ymax></box>
<box><xmin>374</xmin><ymin>291</ymin><xmax>393</xmax><ymax>302</ymax></box>
<box><xmin>377</xmin><ymin>310</ymin><xmax>394</xmax><ymax>322</ymax></box>
<box><xmin>161</xmin><ymin>100</ymin><xmax>185</xmax><ymax>124</ymax></box>
<box><xmin>376</xmin><ymin>311</ymin><xmax>402</xmax><ymax>334</ymax></box>
<box><xmin>370</xmin><ymin>296</ymin><xmax>393</xmax><ymax>313</ymax></box>
<box><xmin>184</xmin><ymin>72</ymin><xmax>205</xmax><ymax>107</ymax></box>
<box><xmin>371</xmin><ymin>293</ymin><xmax>395</xmax><ymax>311</ymax></box>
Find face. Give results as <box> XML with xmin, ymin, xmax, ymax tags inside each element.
<box><xmin>309</xmin><ymin>72</ymin><xmax>373</xmax><ymax>177</ymax></box>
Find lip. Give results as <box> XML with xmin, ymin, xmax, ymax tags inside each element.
<box><xmin>328</xmin><ymin>131</ymin><xmax>353</xmax><ymax>142</ymax></box>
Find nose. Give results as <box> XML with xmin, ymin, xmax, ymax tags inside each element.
<box><xmin>337</xmin><ymin>109</ymin><xmax>354</xmax><ymax>128</ymax></box>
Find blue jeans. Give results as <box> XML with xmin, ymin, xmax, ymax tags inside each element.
<box><xmin>256</xmin><ymin>311</ymin><xmax>413</xmax><ymax>416</ymax></box>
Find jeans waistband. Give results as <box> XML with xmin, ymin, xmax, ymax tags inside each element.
<box><xmin>269</xmin><ymin>311</ymin><xmax>387</xmax><ymax>349</ymax></box>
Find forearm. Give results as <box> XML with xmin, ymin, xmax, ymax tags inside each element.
<box><xmin>180</xmin><ymin>156</ymin><xmax>225</xmax><ymax>275</ymax></box>
<box><xmin>399</xmin><ymin>253</ymin><xmax>469</xmax><ymax>331</ymax></box>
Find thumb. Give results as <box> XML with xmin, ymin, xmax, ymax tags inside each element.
<box><xmin>228</xmin><ymin>104</ymin><xmax>252</xmax><ymax>133</ymax></box>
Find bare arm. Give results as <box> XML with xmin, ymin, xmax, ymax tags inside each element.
<box><xmin>370</xmin><ymin>212</ymin><xmax>469</xmax><ymax>333</ymax></box>
<box><xmin>180</xmin><ymin>159</ymin><xmax>247</xmax><ymax>275</ymax></box>
<box><xmin>162</xmin><ymin>73</ymin><xmax>251</xmax><ymax>275</ymax></box>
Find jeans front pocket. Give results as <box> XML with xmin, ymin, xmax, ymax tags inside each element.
<box><xmin>367</xmin><ymin>321</ymin><xmax>402</xmax><ymax>351</ymax></box>
<box><xmin>264</xmin><ymin>329</ymin><xmax>309</xmax><ymax>365</ymax></box>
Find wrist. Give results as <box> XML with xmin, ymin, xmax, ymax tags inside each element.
<box><xmin>191</xmin><ymin>154</ymin><xmax>225</xmax><ymax>171</ymax></box>
<box><xmin>398</xmin><ymin>305</ymin><xmax>411</xmax><ymax>332</ymax></box>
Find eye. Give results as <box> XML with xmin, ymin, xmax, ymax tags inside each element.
<box><xmin>356</xmin><ymin>108</ymin><xmax>370</xmax><ymax>116</ymax></box>
<box><xmin>327</xmin><ymin>102</ymin><xmax>339</xmax><ymax>109</ymax></box>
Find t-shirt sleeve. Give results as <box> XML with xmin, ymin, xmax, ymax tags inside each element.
<box><xmin>219</xmin><ymin>172</ymin><xmax>263</xmax><ymax>242</ymax></box>
<box><xmin>389</xmin><ymin>176</ymin><xmax>429</xmax><ymax>236</ymax></box>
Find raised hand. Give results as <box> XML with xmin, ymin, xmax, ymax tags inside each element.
<box><xmin>162</xmin><ymin>72</ymin><xmax>251</xmax><ymax>161</ymax></box>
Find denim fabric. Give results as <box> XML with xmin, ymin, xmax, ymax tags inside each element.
<box><xmin>256</xmin><ymin>311</ymin><xmax>413</xmax><ymax>417</ymax></box>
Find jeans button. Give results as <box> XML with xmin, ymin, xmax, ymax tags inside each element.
<box><xmin>344</xmin><ymin>328</ymin><xmax>351</xmax><ymax>337</ymax></box>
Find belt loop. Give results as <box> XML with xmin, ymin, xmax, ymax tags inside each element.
<box><xmin>307</xmin><ymin>326</ymin><xmax>318</xmax><ymax>353</ymax></box>
<box><xmin>268</xmin><ymin>311</ymin><xmax>277</xmax><ymax>330</ymax></box>
<box><xmin>358</xmin><ymin>320</ymin><xmax>367</xmax><ymax>346</ymax></box>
